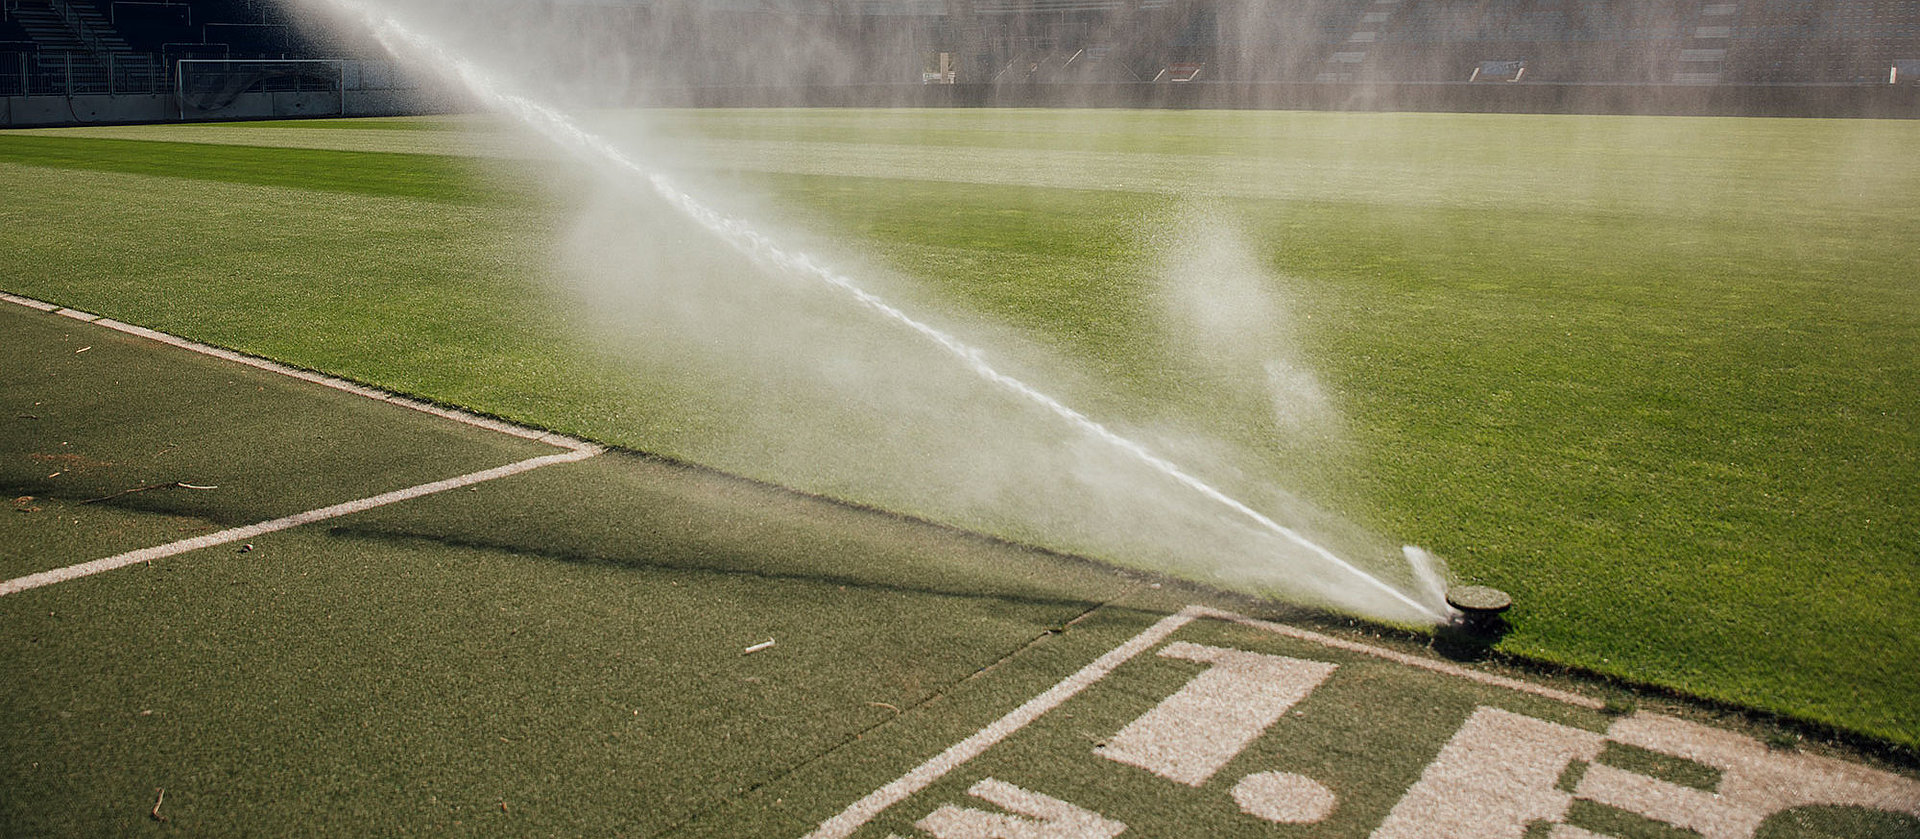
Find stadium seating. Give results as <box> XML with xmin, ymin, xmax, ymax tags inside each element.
<box><xmin>938</xmin><ymin>0</ymin><xmax>1919</xmax><ymax>85</ymax></box>
<box><xmin>100</xmin><ymin>1</ymin><xmax>194</xmax><ymax>53</ymax></box>
<box><xmin>4</xmin><ymin>0</ymin><xmax>1916</xmax><ymax>99</ymax></box>
<box><xmin>1297</xmin><ymin>0</ymin><xmax>1918</xmax><ymax>85</ymax></box>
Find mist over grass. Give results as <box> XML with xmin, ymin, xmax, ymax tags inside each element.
<box><xmin>304</xmin><ymin>0</ymin><xmax>1457</xmax><ymax>620</ymax></box>
<box><xmin>701</xmin><ymin>109</ymin><xmax>1918</xmax><ymax>749</ymax></box>
<box><xmin>2</xmin><ymin>107</ymin><xmax>1916</xmax><ymax>746</ymax></box>
<box><xmin>540</xmin><ymin>174</ymin><xmax>1420</xmax><ymax>617</ymax></box>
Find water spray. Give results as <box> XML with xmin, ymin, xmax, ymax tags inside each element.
<box><xmin>326</xmin><ymin>0</ymin><xmax>1454</xmax><ymax>625</ymax></box>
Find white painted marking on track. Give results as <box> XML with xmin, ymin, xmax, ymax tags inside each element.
<box><xmin>0</xmin><ymin>290</ymin><xmax>58</xmax><ymax>312</ymax></box>
<box><xmin>0</xmin><ymin>446</ymin><xmax>602</xmax><ymax>597</ymax></box>
<box><xmin>1097</xmin><ymin>642</ymin><xmax>1335</xmax><ymax>785</ymax></box>
<box><xmin>1233</xmin><ymin>771</ymin><xmax>1337</xmax><ymax>824</ymax></box>
<box><xmin>805</xmin><ymin>605</ymin><xmax>1607</xmax><ymax>838</ymax></box>
<box><xmin>1186</xmin><ymin>605</ymin><xmax>1606</xmax><ymax>709</ymax></box>
<box><xmin>1370</xmin><ymin>707</ymin><xmax>1602</xmax><ymax>839</ymax></box>
<box><xmin>1578</xmin><ymin>713</ymin><xmax>1920</xmax><ymax>839</ymax></box>
<box><xmin>915</xmin><ymin>778</ymin><xmax>1126</xmax><ymax>839</ymax></box>
<box><xmin>0</xmin><ymin>291</ymin><xmax>615</xmax><ymax>594</ymax></box>
<box><xmin>816</xmin><ymin>605</ymin><xmax>1920</xmax><ymax>838</ymax></box>
<box><xmin>800</xmin><ymin>608</ymin><xmax>1199</xmax><ymax>839</ymax></box>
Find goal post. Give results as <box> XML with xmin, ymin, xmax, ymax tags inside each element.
<box><xmin>175</xmin><ymin>59</ymin><xmax>347</xmax><ymax>119</ymax></box>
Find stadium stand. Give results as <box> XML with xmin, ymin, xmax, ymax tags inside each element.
<box><xmin>2</xmin><ymin>0</ymin><xmax>125</xmax><ymax>93</ymax></box>
<box><xmin>0</xmin><ymin>0</ymin><xmax>313</xmax><ymax>95</ymax></box>
<box><xmin>0</xmin><ymin>12</ymin><xmax>32</xmax><ymax>51</ymax></box>
<box><xmin>3</xmin><ymin>0</ymin><xmax>1916</xmax><ymax>119</ymax></box>
<box><xmin>705</xmin><ymin>0</ymin><xmax>1919</xmax><ymax>88</ymax></box>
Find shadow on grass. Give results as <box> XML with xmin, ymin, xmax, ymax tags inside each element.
<box><xmin>321</xmin><ymin>521</ymin><xmax>1130</xmax><ymax>614</ymax></box>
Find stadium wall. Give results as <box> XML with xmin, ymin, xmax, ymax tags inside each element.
<box><xmin>3</xmin><ymin>78</ymin><xmax>1920</xmax><ymax>126</ymax></box>
<box><xmin>0</xmin><ymin>87</ymin><xmax>432</xmax><ymax>126</ymax></box>
<box><xmin>642</xmin><ymin>81</ymin><xmax>1920</xmax><ymax>119</ymax></box>
<box><xmin>5</xmin><ymin>80</ymin><xmax>1916</xmax><ymax>127</ymax></box>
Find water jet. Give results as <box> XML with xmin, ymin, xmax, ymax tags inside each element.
<box><xmin>317</xmin><ymin>0</ymin><xmax>1458</xmax><ymax>627</ymax></box>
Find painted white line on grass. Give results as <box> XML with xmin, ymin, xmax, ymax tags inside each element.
<box><xmin>0</xmin><ymin>290</ymin><xmax>58</xmax><ymax>312</ymax></box>
<box><xmin>1186</xmin><ymin>606</ymin><xmax>1607</xmax><ymax>710</ymax></box>
<box><xmin>0</xmin><ymin>446</ymin><xmax>602</xmax><ymax>598</ymax></box>
<box><xmin>802</xmin><ymin>607</ymin><xmax>1200</xmax><ymax>839</ymax></box>
<box><xmin>806</xmin><ymin>605</ymin><xmax>1605</xmax><ymax>837</ymax></box>
<box><xmin>0</xmin><ymin>291</ymin><xmax>596</xmax><ymax>452</ymax></box>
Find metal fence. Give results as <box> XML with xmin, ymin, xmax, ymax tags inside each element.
<box><xmin>0</xmin><ymin>53</ymin><xmax>415</xmax><ymax>98</ymax></box>
<box><xmin>0</xmin><ymin>51</ymin><xmax>170</xmax><ymax>95</ymax></box>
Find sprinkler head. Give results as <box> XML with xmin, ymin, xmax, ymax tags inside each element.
<box><xmin>1445</xmin><ymin>585</ymin><xmax>1512</xmax><ymax>634</ymax></box>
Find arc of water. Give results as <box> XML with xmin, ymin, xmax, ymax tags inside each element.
<box><xmin>335</xmin><ymin>1</ymin><xmax>1448</xmax><ymax>624</ymax></box>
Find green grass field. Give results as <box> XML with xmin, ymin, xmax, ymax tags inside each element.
<box><xmin>2</xmin><ymin>108</ymin><xmax>1916</xmax><ymax>756</ymax></box>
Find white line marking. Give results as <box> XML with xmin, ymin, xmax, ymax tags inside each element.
<box><xmin>1097</xmin><ymin>642</ymin><xmax>1337</xmax><ymax>785</ymax></box>
<box><xmin>801</xmin><ymin>608</ymin><xmax>1200</xmax><ymax>839</ymax></box>
<box><xmin>916</xmin><ymin>778</ymin><xmax>1127</xmax><ymax>839</ymax></box>
<box><xmin>1186</xmin><ymin>606</ymin><xmax>1606</xmax><ymax>709</ymax></box>
<box><xmin>1371</xmin><ymin>706</ymin><xmax>1603</xmax><ymax>839</ymax></box>
<box><xmin>0</xmin><ymin>290</ymin><xmax>58</xmax><ymax>312</ymax></box>
<box><xmin>807</xmin><ymin>605</ymin><xmax>1605</xmax><ymax>837</ymax></box>
<box><xmin>1</xmin><ymin>291</ymin><xmax>612</xmax><ymax>594</ymax></box>
<box><xmin>0</xmin><ymin>446</ymin><xmax>602</xmax><ymax>597</ymax></box>
<box><xmin>1</xmin><ymin>291</ymin><xmax>597</xmax><ymax>452</ymax></box>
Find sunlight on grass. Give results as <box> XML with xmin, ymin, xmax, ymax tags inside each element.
<box><xmin>2</xmin><ymin>109</ymin><xmax>1915</xmax><ymax>748</ymax></box>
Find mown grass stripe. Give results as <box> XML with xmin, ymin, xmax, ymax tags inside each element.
<box><xmin>95</xmin><ymin>315</ymin><xmax>595</xmax><ymax>450</ymax></box>
<box><xmin>0</xmin><ymin>133</ymin><xmax>542</xmax><ymax>205</ymax></box>
<box><xmin>4</xmin><ymin>291</ymin><xmax>596</xmax><ymax>452</ymax></box>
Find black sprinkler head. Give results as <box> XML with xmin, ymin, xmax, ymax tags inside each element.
<box><xmin>1446</xmin><ymin>585</ymin><xmax>1512</xmax><ymax>635</ymax></box>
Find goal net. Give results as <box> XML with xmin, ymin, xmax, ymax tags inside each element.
<box><xmin>176</xmin><ymin>59</ymin><xmax>346</xmax><ymax>116</ymax></box>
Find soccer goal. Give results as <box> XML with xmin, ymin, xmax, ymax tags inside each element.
<box><xmin>175</xmin><ymin>59</ymin><xmax>347</xmax><ymax>119</ymax></box>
